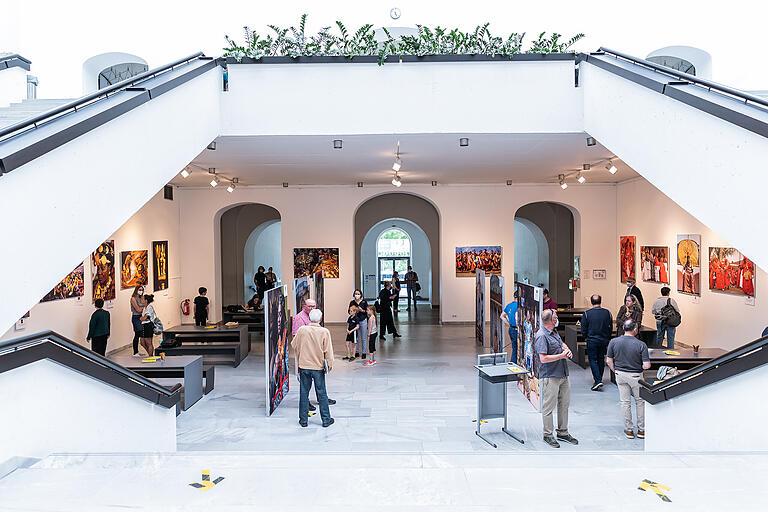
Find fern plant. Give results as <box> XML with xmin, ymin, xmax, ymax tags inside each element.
<box><xmin>223</xmin><ymin>14</ymin><xmax>585</xmax><ymax>65</ymax></box>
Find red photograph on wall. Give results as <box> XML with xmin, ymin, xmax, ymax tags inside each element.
<box><xmin>620</xmin><ymin>236</ymin><xmax>636</xmax><ymax>283</ymax></box>
<box><xmin>709</xmin><ymin>247</ymin><xmax>755</xmax><ymax>297</ymax></box>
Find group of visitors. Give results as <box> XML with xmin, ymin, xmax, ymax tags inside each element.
<box><xmin>250</xmin><ymin>266</ymin><xmax>278</xmax><ymax>310</ymax></box>
<box><xmin>126</xmin><ymin>285</ymin><xmax>159</xmax><ymax>357</ymax></box>
<box><xmin>501</xmin><ymin>281</ymin><xmax>683</xmax><ymax>447</ymax></box>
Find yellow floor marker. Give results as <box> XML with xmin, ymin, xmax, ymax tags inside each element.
<box><xmin>189</xmin><ymin>470</ymin><xmax>224</xmax><ymax>491</ymax></box>
<box><xmin>638</xmin><ymin>479</ymin><xmax>671</xmax><ymax>502</ymax></box>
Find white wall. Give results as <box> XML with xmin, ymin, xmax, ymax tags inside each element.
<box><xmin>617</xmin><ymin>178</ymin><xmax>767</xmax><ymax>350</ymax></box>
<box><xmin>0</xmin><ymin>66</ymin><xmax>27</xmax><ymax>107</ymax></box>
<box><xmin>513</xmin><ymin>217</ymin><xmax>549</xmax><ymax>289</ymax></box>
<box><xmin>244</xmin><ymin>220</ymin><xmax>282</xmax><ymax>301</ymax></box>
<box><xmin>0</xmin><ymin>359</ymin><xmax>176</xmax><ymax>462</ymax></box>
<box><xmin>0</xmin><ymin>65</ymin><xmax>220</xmax><ymax>333</ymax></box>
<box><xmin>222</xmin><ymin>60</ymin><xmax>583</xmax><ymax>136</ymax></box>
<box><xmin>645</xmin><ymin>363</ymin><xmax>768</xmax><ymax>452</ymax></box>
<box><xmin>360</xmin><ymin>219</ymin><xmax>431</xmax><ymax>304</ymax></box>
<box><xmin>1</xmin><ymin>190</ymin><xmax>182</xmax><ymax>354</ymax></box>
<box><xmin>178</xmin><ymin>183</ymin><xmax>617</xmax><ymax>324</ymax></box>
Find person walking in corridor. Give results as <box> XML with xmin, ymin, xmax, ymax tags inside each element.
<box><xmin>580</xmin><ymin>294</ymin><xmax>613</xmax><ymax>391</ymax></box>
<box><xmin>606</xmin><ymin>319</ymin><xmax>651</xmax><ymax>439</ymax></box>
<box><xmin>535</xmin><ymin>309</ymin><xmax>578</xmax><ymax>448</ymax></box>
<box><xmin>291</xmin><ymin>309</ymin><xmax>335</xmax><ymax>428</ymax></box>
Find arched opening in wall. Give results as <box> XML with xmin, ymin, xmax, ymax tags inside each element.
<box><xmin>81</xmin><ymin>52</ymin><xmax>148</xmax><ymax>94</ymax></box>
<box><xmin>218</xmin><ymin>203</ymin><xmax>281</xmax><ymax>308</ymax></box>
<box><xmin>355</xmin><ymin>193</ymin><xmax>440</xmax><ymax>324</ymax></box>
<box><xmin>514</xmin><ymin>202</ymin><xmax>576</xmax><ymax>308</ymax></box>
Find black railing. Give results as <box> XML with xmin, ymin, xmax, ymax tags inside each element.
<box><xmin>597</xmin><ymin>47</ymin><xmax>768</xmax><ymax>110</ymax></box>
<box><xmin>640</xmin><ymin>334</ymin><xmax>768</xmax><ymax>404</ymax></box>
<box><xmin>0</xmin><ymin>52</ymin><xmax>206</xmax><ymax>141</ymax></box>
<box><xmin>0</xmin><ymin>330</ymin><xmax>180</xmax><ymax>408</ymax></box>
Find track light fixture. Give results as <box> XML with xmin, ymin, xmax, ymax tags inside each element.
<box><xmin>577</xmin><ymin>173</ymin><xmax>586</xmax><ymax>184</ymax></box>
<box><xmin>180</xmin><ymin>167</ymin><xmax>190</xmax><ymax>178</ymax></box>
<box><xmin>432</xmin><ymin>181</ymin><xmax>438</xmax><ymax>187</ymax></box>
<box><xmin>210</xmin><ymin>176</ymin><xmax>220</xmax><ymax>187</ymax></box>
<box><xmin>207</xmin><ymin>141</ymin><xmax>216</xmax><ymax>150</ymax></box>
<box><xmin>357</xmin><ymin>181</ymin><xmax>364</xmax><ymax>187</ymax></box>
<box><xmin>559</xmin><ymin>174</ymin><xmax>568</xmax><ymax>189</ymax></box>
<box><xmin>226</xmin><ymin>183</ymin><xmax>235</xmax><ymax>193</ymax></box>
<box><xmin>506</xmin><ymin>180</ymin><xmax>513</xmax><ymax>186</ymax></box>
<box><xmin>586</xmin><ymin>136</ymin><xmax>596</xmax><ymax>147</ymax></box>
<box><xmin>606</xmin><ymin>161</ymin><xmax>618</xmax><ymax>174</ymax></box>
<box><xmin>583</xmin><ymin>163</ymin><xmax>591</xmax><ymax>171</ymax></box>
<box><xmin>392</xmin><ymin>140</ymin><xmax>402</xmax><ymax>172</ymax></box>
<box><xmin>282</xmin><ymin>182</ymin><xmax>289</xmax><ymax>188</ymax></box>
<box><xmin>333</xmin><ymin>139</ymin><xmax>343</xmax><ymax>149</ymax></box>
<box><xmin>459</xmin><ymin>137</ymin><xmax>469</xmax><ymax>147</ymax></box>
<box><xmin>392</xmin><ymin>173</ymin><xmax>402</xmax><ymax>187</ymax></box>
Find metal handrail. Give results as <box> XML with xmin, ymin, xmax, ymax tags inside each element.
<box><xmin>597</xmin><ymin>47</ymin><xmax>768</xmax><ymax>110</ymax></box>
<box><xmin>0</xmin><ymin>53</ymin><xmax>32</xmax><ymax>65</ymax></box>
<box><xmin>0</xmin><ymin>52</ymin><xmax>206</xmax><ymax>140</ymax></box>
<box><xmin>641</xmin><ymin>334</ymin><xmax>768</xmax><ymax>394</ymax></box>
<box><xmin>0</xmin><ymin>329</ymin><xmax>177</xmax><ymax>397</ymax></box>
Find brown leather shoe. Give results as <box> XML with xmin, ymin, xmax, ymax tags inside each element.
<box><xmin>625</xmin><ymin>430</ymin><xmax>635</xmax><ymax>439</ymax></box>
<box><xmin>637</xmin><ymin>430</ymin><xmax>645</xmax><ymax>439</ymax></box>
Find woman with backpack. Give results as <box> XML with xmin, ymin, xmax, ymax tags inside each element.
<box><xmin>140</xmin><ymin>294</ymin><xmax>157</xmax><ymax>357</ymax></box>
<box><xmin>651</xmin><ymin>287</ymin><xmax>681</xmax><ymax>348</ymax></box>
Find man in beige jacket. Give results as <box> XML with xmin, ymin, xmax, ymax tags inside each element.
<box><xmin>291</xmin><ymin>308</ymin><xmax>335</xmax><ymax>427</ymax></box>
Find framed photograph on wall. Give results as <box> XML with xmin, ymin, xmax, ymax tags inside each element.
<box><xmin>708</xmin><ymin>247</ymin><xmax>755</xmax><ymax>296</ymax></box>
<box><xmin>640</xmin><ymin>246</ymin><xmax>670</xmax><ymax>284</ymax></box>
<box><xmin>619</xmin><ymin>236</ymin><xmax>635</xmax><ymax>283</ymax></box>
<box><xmin>677</xmin><ymin>235</ymin><xmax>701</xmax><ymax>296</ymax></box>
<box><xmin>456</xmin><ymin>246</ymin><xmax>502</xmax><ymax>277</ymax></box>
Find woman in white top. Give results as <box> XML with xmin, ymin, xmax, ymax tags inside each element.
<box><xmin>139</xmin><ymin>294</ymin><xmax>156</xmax><ymax>357</ymax></box>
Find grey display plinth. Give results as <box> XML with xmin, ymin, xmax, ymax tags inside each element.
<box><xmin>474</xmin><ymin>353</ymin><xmax>527</xmax><ymax>448</ymax></box>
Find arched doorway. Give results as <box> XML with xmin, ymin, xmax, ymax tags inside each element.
<box><xmin>514</xmin><ymin>202</ymin><xmax>575</xmax><ymax>307</ymax></box>
<box><xmin>354</xmin><ymin>193</ymin><xmax>440</xmax><ymax>314</ymax></box>
<box><xmin>219</xmin><ymin>203</ymin><xmax>281</xmax><ymax>306</ymax></box>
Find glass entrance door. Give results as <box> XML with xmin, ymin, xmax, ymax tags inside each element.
<box><xmin>378</xmin><ymin>257</ymin><xmax>410</xmax><ymax>297</ymax></box>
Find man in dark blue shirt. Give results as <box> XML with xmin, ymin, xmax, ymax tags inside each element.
<box><xmin>580</xmin><ymin>294</ymin><xmax>614</xmax><ymax>391</ymax></box>
<box><xmin>378</xmin><ymin>282</ymin><xmax>401</xmax><ymax>340</ymax></box>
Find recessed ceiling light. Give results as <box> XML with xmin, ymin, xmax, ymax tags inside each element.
<box><xmin>586</xmin><ymin>136</ymin><xmax>596</xmax><ymax>147</ymax></box>
<box><xmin>333</xmin><ymin>139</ymin><xmax>343</xmax><ymax>149</ymax></box>
<box><xmin>459</xmin><ymin>137</ymin><xmax>469</xmax><ymax>147</ymax></box>
<box><xmin>357</xmin><ymin>182</ymin><xmax>364</xmax><ymax>187</ymax></box>
<box><xmin>282</xmin><ymin>182</ymin><xmax>288</xmax><ymax>188</ymax></box>
<box><xmin>583</xmin><ymin>163</ymin><xmax>591</xmax><ymax>171</ymax></box>
<box><xmin>207</xmin><ymin>141</ymin><xmax>216</xmax><ymax>150</ymax></box>
<box><xmin>431</xmin><ymin>181</ymin><xmax>438</xmax><ymax>187</ymax></box>
<box><xmin>506</xmin><ymin>180</ymin><xmax>512</xmax><ymax>186</ymax></box>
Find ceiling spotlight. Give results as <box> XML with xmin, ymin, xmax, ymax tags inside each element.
<box><xmin>357</xmin><ymin>181</ymin><xmax>364</xmax><ymax>188</ymax></box>
<box><xmin>210</xmin><ymin>176</ymin><xmax>220</xmax><ymax>187</ymax></box>
<box><xmin>392</xmin><ymin>174</ymin><xmax>402</xmax><ymax>187</ymax></box>
<box><xmin>431</xmin><ymin>181</ymin><xmax>438</xmax><ymax>187</ymax></box>
<box><xmin>333</xmin><ymin>139</ymin><xmax>343</xmax><ymax>149</ymax></box>
<box><xmin>180</xmin><ymin>167</ymin><xmax>190</xmax><ymax>178</ymax></box>
<box><xmin>559</xmin><ymin>174</ymin><xmax>568</xmax><ymax>189</ymax></box>
<box><xmin>207</xmin><ymin>141</ymin><xmax>216</xmax><ymax>150</ymax></box>
<box><xmin>282</xmin><ymin>182</ymin><xmax>289</xmax><ymax>188</ymax></box>
<box><xmin>577</xmin><ymin>173</ymin><xmax>586</xmax><ymax>184</ymax></box>
<box><xmin>226</xmin><ymin>183</ymin><xmax>235</xmax><ymax>193</ymax></box>
<box><xmin>583</xmin><ymin>163</ymin><xmax>591</xmax><ymax>171</ymax></box>
<box><xmin>506</xmin><ymin>180</ymin><xmax>513</xmax><ymax>186</ymax></box>
<box><xmin>586</xmin><ymin>136</ymin><xmax>596</xmax><ymax>147</ymax></box>
<box><xmin>459</xmin><ymin>137</ymin><xmax>469</xmax><ymax>147</ymax></box>
<box><xmin>392</xmin><ymin>159</ymin><xmax>402</xmax><ymax>172</ymax></box>
<box><xmin>606</xmin><ymin>161</ymin><xmax>618</xmax><ymax>174</ymax></box>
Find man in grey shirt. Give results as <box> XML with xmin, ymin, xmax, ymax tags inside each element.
<box><xmin>606</xmin><ymin>319</ymin><xmax>651</xmax><ymax>439</ymax></box>
<box><xmin>534</xmin><ymin>309</ymin><xmax>578</xmax><ymax>448</ymax></box>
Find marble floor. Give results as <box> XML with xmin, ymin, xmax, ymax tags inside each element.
<box><xmin>157</xmin><ymin>309</ymin><xmax>641</xmax><ymax>453</ymax></box>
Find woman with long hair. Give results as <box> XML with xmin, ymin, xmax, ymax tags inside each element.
<box><xmin>139</xmin><ymin>294</ymin><xmax>156</xmax><ymax>357</ymax></box>
<box><xmin>349</xmin><ymin>289</ymin><xmax>369</xmax><ymax>360</ymax></box>
<box><xmin>616</xmin><ymin>294</ymin><xmax>643</xmax><ymax>336</ymax></box>
<box><xmin>130</xmin><ymin>285</ymin><xmax>145</xmax><ymax>356</ymax></box>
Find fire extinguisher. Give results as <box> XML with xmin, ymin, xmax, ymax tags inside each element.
<box><xmin>181</xmin><ymin>299</ymin><xmax>190</xmax><ymax>316</ymax></box>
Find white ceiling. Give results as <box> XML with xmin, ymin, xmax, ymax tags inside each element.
<box><xmin>175</xmin><ymin>133</ymin><xmax>638</xmax><ymax>187</ymax></box>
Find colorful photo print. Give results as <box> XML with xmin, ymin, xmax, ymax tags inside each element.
<box><xmin>293</xmin><ymin>248</ymin><xmax>339</xmax><ymax>279</ymax></box>
<box><xmin>313</xmin><ymin>270</ymin><xmax>325</xmax><ymax>326</ymax></box>
<box><xmin>265</xmin><ymin>286</ymin><xmax>290</xmax><ymax>415</ymax></box>
<box><xmin>489</xmin><ymin>274</ymin><xmax>505</xmax><ymax>353</ymax></box>
<box><xmin>620</xmin><ymin>236</ymin><xmax>636</xmax><ymax>283</ymax></box>
<box><xmin>709</xmin><ymin>247</ymin><xmax>755</xmax><ymax>296</ymax></box>
<box><xmin>294</xmin><ymin>276</ymin><xmax>310</xmax><ymax>314</ymax></box>
<box><xmin>120</xmin><ymin>250</ymin><xmax>148</xmax><ymax>289</ymax></box>
<box><xmin>91</xmin><ymin>240</ymin><xmax>115</xmax><ymax>302</ymax></box>
<box><xmin>475</xmin><ymin>269</ymin><xmax>486</xmax><ymax>345</ymax></box>
<box><xmin>677</xmin><ymin>235</ymin><xmax>701</xmax><ymax>296</ymax></box>
<box><xmin>41</xmin><ymin>263</ymin><xmax>85</xmax><ymax>303</ymax></box>
<box><xmin>152</xmin><ymin>241</ymin><xmax>169</xmax><ymax>291</ymax></box>
<box><xmin>456</xmin><ymin>246</ymin><xmax>502</xmax><ymax>277</ymax></box>
<box><xmin>640</xmin><ymin>246</ymin><xmax>670</xmax><ymax>284</ymax></box>
<box><xmin>516</xmin><ymin>282</ymin><xmax>541</xmax><ymax>411</ymax></box>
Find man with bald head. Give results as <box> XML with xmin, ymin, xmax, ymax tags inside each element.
<box><xmin>291</xmin><ymin>298</ymin><xmax>335</xmax><ymax>410</ymax></box>
<box><xmin>580</xmin><ymin>294</ymin><xmax>614</xmax><ymax>391</ymax></box>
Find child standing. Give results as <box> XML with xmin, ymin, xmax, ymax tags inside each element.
<box><xmin>344</xmin><ymin>305</ymin><xmax>359</xmax><ymax>361</ymax></box>
<box><xmin>364</xmin><ymin>305</ymin><xmax>377</xmax><ymax>366</ymax></box>
<box><xmin>194</xmin><ymin>287</ymin><xmax>209</xmax><ymax>326</ymax></box>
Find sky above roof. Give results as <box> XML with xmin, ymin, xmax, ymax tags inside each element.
<box><xmin>2</xmin><ymin>0</ymin><xmax>765</xmax><ymax>98</ymax></box>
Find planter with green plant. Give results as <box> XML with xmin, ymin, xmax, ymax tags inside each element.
<box><xmin>223</xmin><ymin>15</ymin><xmax>584</xmax><ymax>65</ymax></box>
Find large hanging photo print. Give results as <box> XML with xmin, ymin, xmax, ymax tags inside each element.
<box><xmin>677</xmin><ymin>235</ymin><xmax>701</xmax><ymax>296</ymax></box>
<box><xmin>708</xmin><ymin>247</ymin><xmax>755</xmax><ymax>296</ymax></box>
<box><xmin>640</xmin><ymin>246</ymin><xmax>670</xmax><ymax>284</ymax></box>
<box><xmin>456</xmin><ymin>246</ymin><xmax>502</xmax><ymax>277</ymax></box>
<box><xmin>293</xmin><ymin>248</ymin><xmax>339</xmax><ymax>279</ymax></box>
<box><xmin>120</xmin><ymin>250</ymin><xmax>148</xmax><ymax>289</ymax></box>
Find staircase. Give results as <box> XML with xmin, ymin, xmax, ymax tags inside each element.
<box><xmin>0</xmin><ymin>98</ymin><xmax>73</xmax><ymax>129</ymax></box>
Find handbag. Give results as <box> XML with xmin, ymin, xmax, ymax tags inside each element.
<box><xmin>153</xmin><ymin>316</ymin><xmax>164</xmax><ymax>335</ymax></box>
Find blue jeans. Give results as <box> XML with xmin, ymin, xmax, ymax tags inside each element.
<box><xmin>656</xmin><ymin>320</ymin><xmax>676</xmax><ymax>349</ymax></box>
<box><xmin>586</xmin><ymin>340</ymin><xmax>609</xmax><ymax>385</ymax></box>
<box><xmin>407</xmin><ymin>286</ymin><xmax>417</xmax><ymax>309</ymax></box>
<box><xmin>299</xmin><ymin>368</ymin><xmax>331</xmax><ymax>424</ymax></box>
<box><xmin>508</xmin><ymin>327</ymin><xmax>518</xmax><ymax>363</ymax></box>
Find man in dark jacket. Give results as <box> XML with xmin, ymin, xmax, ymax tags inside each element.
<box><xmin>378</xmin><ymin>282</ymin><xmax>401</xmax><ymax>340</ymax></box>
<box><xmin>87</xmin><ymin>298</ymin><xmax>111</xmax><ymax>356</ymax></box>
<box><xmin>625</xmin><ymin>277</ymin><xmax>644</xmax><ymax>311</ymax></box>
<box><xmin>580</xmin><ymin>294</ymin><xmax>613</xmax><ymax>391</ymax></box>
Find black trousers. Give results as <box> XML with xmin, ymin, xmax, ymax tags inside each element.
<box><xmin>91</xmin><ymin>335</ymin><xmax>108</xmax><ymax>356</ymax></box>
<box><xmin>195</xmin><ymin>315</ymin><xmax>207</xmax><ymax>326</ymax></box>
<box><xmin>380</xmin><ymin>308</ymin><xmax>397</xmax><ymax>335</ymax></box>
